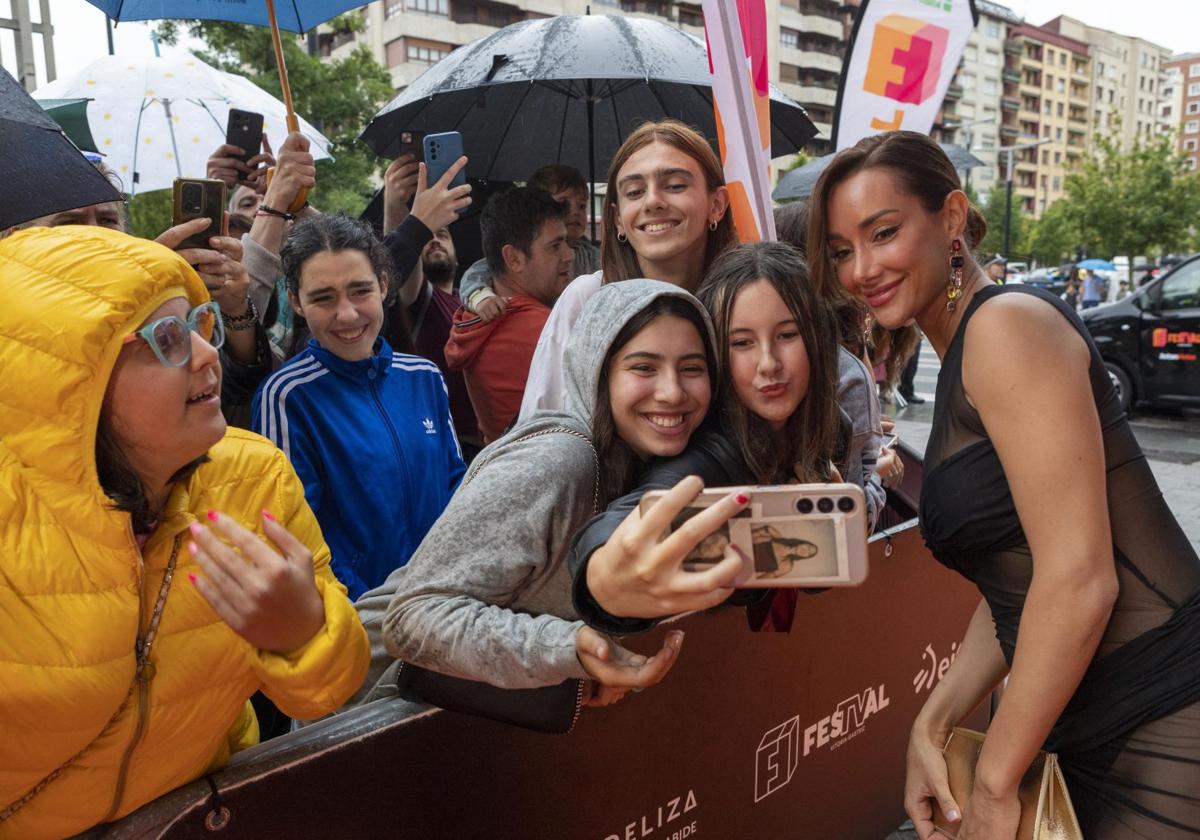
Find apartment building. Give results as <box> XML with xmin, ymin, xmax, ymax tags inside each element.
<box><xmin>947</xmin><ymin>0</ymin><xmax>1021</xmax><ymax>202</ymax></box>
<box><xmin>999</xmin><ymin>22</ymin><xmax>1090</xmax><ymax>217</ymax></box>
<box><xmin>1164</xmin><ymin>53</ymin><xmax>1200</xmax><ymax>171</ymax></box>
<box><xmin>1043</xmin><ymin>16</ymin><xmax>1172</xmax><ymax>150</ymax></box>
<box><xmin>320</xmin><ymin>0</ymin><xmax>848</xmax><ymax>157</ymax></box>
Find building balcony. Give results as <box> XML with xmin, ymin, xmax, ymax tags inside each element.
<box><xmin>779</xmin><ymin>46</ymin><xmax>843</xmax><ymax>76</ymax></box>
<box><xmin>1002</xmin><ymin>69</ymin><xmax>1022</xmax><ymax>84</ymax></box>
<box><xmin>999</xmin><ymin>124</ymin><xmax>1021</xmax><ymax>138</ymax></box>
<box><xmin>945</xmin><ymin>82</ymin><xmax>963</xmax><ymax>100</ymax></box>
<box><xmin>1068</xmin><ymin>124</ymin><xmax>1087</xmax><ymax>134</ymax></box>
<box><xmin>777</xmin><ymin>6</ymin><xmax>844</xmax><ymax>40</ymax></box>
<box><xmin>1001</xmin><ymin>96</ymin><xmax>1020</xmax><ymax>111</ymax></box>
<box><xmin>1004</xmin><ymin>39</ymin><xmax>1023</xmax><ymax>55</ymax></box>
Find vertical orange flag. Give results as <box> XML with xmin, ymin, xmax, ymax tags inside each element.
<box><xmin>703</xmin><ymin>0</ymin><xmax>775</xmax><ymax>242</ymax></box>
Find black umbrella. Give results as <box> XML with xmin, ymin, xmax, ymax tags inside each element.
<box><xmin>0</xmin><ymin>69</ymin><xmax>121</xmax><ymax>230</ymax></box>
<box><xmin>772</xmin><ymin>142</ymin><xmax>985</xmax><ymax>202</ymax></box>
<box><xmin>361</xmin><ymin>14</ymin><xmax>817</xmax><ymax>236</ymax></box>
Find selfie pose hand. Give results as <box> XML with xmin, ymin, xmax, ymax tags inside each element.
<box><xmin>409</xmin><ymin>155</ymin><xmax>472</xmax><ymax>233</ymax></box>
<box><xmin>188</xmin><ymin>510</ymin><xmax>326</xmax><ymax>655</ymax></box>
<box><xmin>575</xmin><ymin>625</ymin><xmax>685</xmax><ymax>705</ymax></box>
<box><xmin>586</xmin><ymin>476</ymin><xmax>752</xmax><ymax>619</ymax></box>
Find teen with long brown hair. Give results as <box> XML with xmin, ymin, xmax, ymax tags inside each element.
<box><xmin>811</xmin><ymin>130</ymin><xmax>1200</xmax><ymax>839</ymax></box>
<box><xmin>567</xmin><ymin>241</ymin><xmax>847</xmax><ymax>632</ymax></box>
<box><xmin>516</xmin><ymin>119</ymin><xmax>736</xmax><ymax>420</ymax></box>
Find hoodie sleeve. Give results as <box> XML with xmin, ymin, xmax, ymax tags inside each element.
<box><xmin>516</xmin><ymin>272</ymin><xmax>601</xmax><ymax>423</ymax></box>
<box><xmin>380</xmin><ymin>434</ymin><xmax>594</xmax><ymax>689</ymax></box>
<box><xmin>253</xmin><ymin>451</ymin><xmax>370</xmax><ymax>720</ymax></box>
<box><xmin>836</xmin><ymin>352</ymin><xmax>885</xmax><ymax>530</ymax></box>
<box><xmin>459</xmin><ymin>258</ymin><xmax>493</xmax><ymax>312</ymax></box>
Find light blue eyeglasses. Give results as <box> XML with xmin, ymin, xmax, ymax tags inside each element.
<box><xmin>121</xmin><ymin>302</ymin><xmax>225</xmax><ymax>367</ymax></box>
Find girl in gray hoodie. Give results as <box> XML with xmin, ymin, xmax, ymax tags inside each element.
<box><xmin>352</xmin><ymin>279</ymin><xmax>727</xmax><ymax>706</ymax></box>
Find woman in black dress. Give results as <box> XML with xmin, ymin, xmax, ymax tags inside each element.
<box><xmin>809</xmin><ymin>131</ymin><xmax>1200</xmax><ymax>839</ymax></box>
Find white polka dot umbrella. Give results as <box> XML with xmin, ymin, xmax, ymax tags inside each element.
<box><xmin>33</xmin><ymin>51</ymin><xmax>332</xmax><ymax>195</ymax></box>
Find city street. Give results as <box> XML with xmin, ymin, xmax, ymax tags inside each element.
<box><xmin>891</xmin><ymin>340</ymin><xmax>1200</xmax><ymax>550</ymax></box>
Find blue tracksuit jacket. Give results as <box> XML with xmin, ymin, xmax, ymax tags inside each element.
<box><xmin>253</xmin><ymin>338</ymin><xmax>466</xmax><ymax>599</ymax></box>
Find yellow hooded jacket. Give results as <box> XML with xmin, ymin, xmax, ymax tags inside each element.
<box><xmin>0</xmin><ymin>227</ymin><xmax>370</xmax><ymax>838</ymax></box>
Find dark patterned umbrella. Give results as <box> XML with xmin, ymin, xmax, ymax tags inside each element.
<box><xmin>360</xmin><ymin>14</ymin><xmax>818</xmax><ymax>186</ymax></box>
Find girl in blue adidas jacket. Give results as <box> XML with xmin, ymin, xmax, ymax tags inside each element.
<box><xmin>253</xmin><ymin>214</ymin><xmax>465</xmax><ymax>600</ymax></box>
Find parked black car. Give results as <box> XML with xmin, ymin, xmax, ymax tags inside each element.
<box><xmin>1082</xmin><ymin>255</ymin><xmax>1200</xmax><ymax>412</ymax></box>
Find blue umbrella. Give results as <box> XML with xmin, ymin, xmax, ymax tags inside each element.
<box><xmin>1078</xmin><ymin>258</ymin><xmax>1115</xmax><ymax>271</ymax></box>
<box><xmin>82</xmin><ymin>0</ymin><xmax>362</xmax><ymax>33</ymax></box>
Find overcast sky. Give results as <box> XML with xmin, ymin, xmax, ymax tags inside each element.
<box><xmin>2</xmin><ymin>0</ymin><xmax>1196</xmax><ymax>90</ymax></box>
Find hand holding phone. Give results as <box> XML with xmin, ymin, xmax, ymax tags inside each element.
<box><xmin>225</xmin><ymin>109</ymin><xmax>265</xmax><ymax>183</ymax></box>
<box><xmin>638</xmin><ymin>483</ymin><xmax>869</xmax><ymax>588</ymax></box>
<box><xmin>171</xmin><ymin>178</ymin><xmax>227</xmax><ymax>250</ymax></box>
<box><xmin>422</xmin><ymin>131</ymin><xmax>469</xmax><ymax>218</ymax></box>
<box><xmin>585</xmin><ymin>476</ymin><xmax>752</xmax><ymax>622</ymax></box>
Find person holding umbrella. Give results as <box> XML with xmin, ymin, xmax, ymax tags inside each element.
<box><xmin>516</xmin><ymin>119</ymin><xmax>735</xmax><ymax>420</ymax></box>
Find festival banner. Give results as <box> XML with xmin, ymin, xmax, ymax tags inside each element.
<box><xmin>703</xmin><ymin>0</ymin><xmax>775</xmax><ymax>242</ymax></box>
<box><xmin>833</xmin><ymin>0</ymin><xmax>978</xmax><ymax>150</ymax></box>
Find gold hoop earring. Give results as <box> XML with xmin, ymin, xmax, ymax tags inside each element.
<box><xmin>616</xmin><ymin>232</ymin><xmax>627</xmax><ymax>243</ymax></box>
<box><xmin>709</xmin><ymin>219</ymin><xmax>718</xmax><ymax>232</ymax></box>
<box><xmin>947</xmin><ymin>239</ymin><xmax>964</xmax><ymax>312</ymax></box>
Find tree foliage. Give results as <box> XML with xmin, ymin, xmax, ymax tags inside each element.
<box><xmin>155</xmin><ymin>15</ymin><xmax>394</xmax><ymax>216</ymax></box>
<box><xmin>975</xmin><ymin>184</ymin><xmax>1032</xmax><ymax>261</ymax></box>
<box><xmin>1027</xmin><ymin>127</ymin><xmax>1200</xmax><ymax>275</ymax></box>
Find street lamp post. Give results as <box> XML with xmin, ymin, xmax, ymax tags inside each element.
<box><xmin>942</xmin><ymin>116</ymin><xmax>996</xmax><ymax>191</ymax></box>
<box><xmin>974</xmin><ymin>138</ymin><xmax>1051</xmax><ymax>262</ymax></box>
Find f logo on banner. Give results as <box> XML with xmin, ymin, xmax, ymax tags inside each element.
<box><xmin>754</xmin><ymin>716</ymin><xmax>800</xmax><ymax>802</ymax></box>
<box><xmin>864</xmin><ymin>14</ymin><xmax>950</xmax><ymax>106</ymax></box>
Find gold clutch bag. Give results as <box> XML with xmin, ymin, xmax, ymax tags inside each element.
<box><xmin>932</xmin><ymin>727</ymin><xmax>1083</xmax><ymax>840</ymax></box>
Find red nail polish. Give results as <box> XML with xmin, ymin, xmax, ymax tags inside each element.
<box><xmin>206</xmin><ymin>509</ymin><xmax>218</xmax><ymax>522</ymax></box>
<box><xmin>735</xmin><ymin>493</ymin><xmax>749</xmax><ymax>505</ymax></box>
<box><xmin>187</xmin><ymin>572</ymin><xmax>197</xmax><ymax>585</ymax></box>
<box><xmin>262</xmin><ymin>509</ymin><xmax>276</xmax><ymax>522</ymax></box>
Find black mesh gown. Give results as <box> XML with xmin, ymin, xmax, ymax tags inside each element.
<box><xmin>920</xmin><ymin>284</ymin><xmax>1200</xmax><ymax>838</ymax></box>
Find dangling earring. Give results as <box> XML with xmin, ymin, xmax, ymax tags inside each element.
<box><xmin>947</xmin><ymin>239</ymin><xmax>964</xmax><ymax>312</ymax></box>
<box><xmin>616</xmin><ymin>231</ymin><xmax>627</xmax><ymax>243</ymax></box>
<box><xmin>861</xmin><ymin>310</ymin><xmax>874</xmax><ymax>353</ymax></box>
<box><xmin>709</xmin><ymin>219</ymin><xmax>718</xmax><ymax>232</ymax></box>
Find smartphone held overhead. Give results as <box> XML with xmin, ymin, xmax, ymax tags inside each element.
<box><xmin>226</xmin><ymin>109</ymin><xmax>265</xmax><ymax>183</ymax></box>
<box><xmin>423</xmin><ymin>131</ymin><xmax>468</xmax><ymax>214</ymax></box>
<box><xmin>640</xmin><ymin>485</ymin><xmax>870</xmax><ymax>588</ymax></box>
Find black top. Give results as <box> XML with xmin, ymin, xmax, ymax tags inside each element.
<box><xmin>920</xmin><ymin>284</ymin><xmax>1200</xmax><ymax>837</ymax></box>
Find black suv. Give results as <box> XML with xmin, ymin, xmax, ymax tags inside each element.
<box><xmin>1081</xmin><ymin>255</ymin><xmax>1200</xmax><ymax>412</ymax></box>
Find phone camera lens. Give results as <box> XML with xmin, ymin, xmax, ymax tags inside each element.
<box><xmin>795</xmin><ymin>498</ymin><xmax>814</xmax><ymax>514</ymax></box>
<box><xmin>817</xmin><ymin>498</ymin><xmax>834</xmax><ymax>514</ymax></box>
<box><xmin>182</xmin><ymin>184</ymin><xmax>202</xmax><ymax>213</ymax></box>
<box><xmin>837</xmin><ymin>496</ymin><xmax>855</xmax><ymax>513</ymax></box>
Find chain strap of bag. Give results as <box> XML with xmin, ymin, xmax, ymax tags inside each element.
<box><xmin>0</xmin><ymin>535</ymin><xmax>182</xmax><ymax>824</ymax></box>
<box><xmin>465</xmin><ymin>426</ymin><xmax>599</xmax><ymax>514</ymax></box>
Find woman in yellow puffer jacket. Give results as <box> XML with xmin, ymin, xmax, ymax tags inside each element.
<box><xmin>0</xmin><ymin>226</ymin><xmax>370</xmax><ymax>839</ymax></box>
